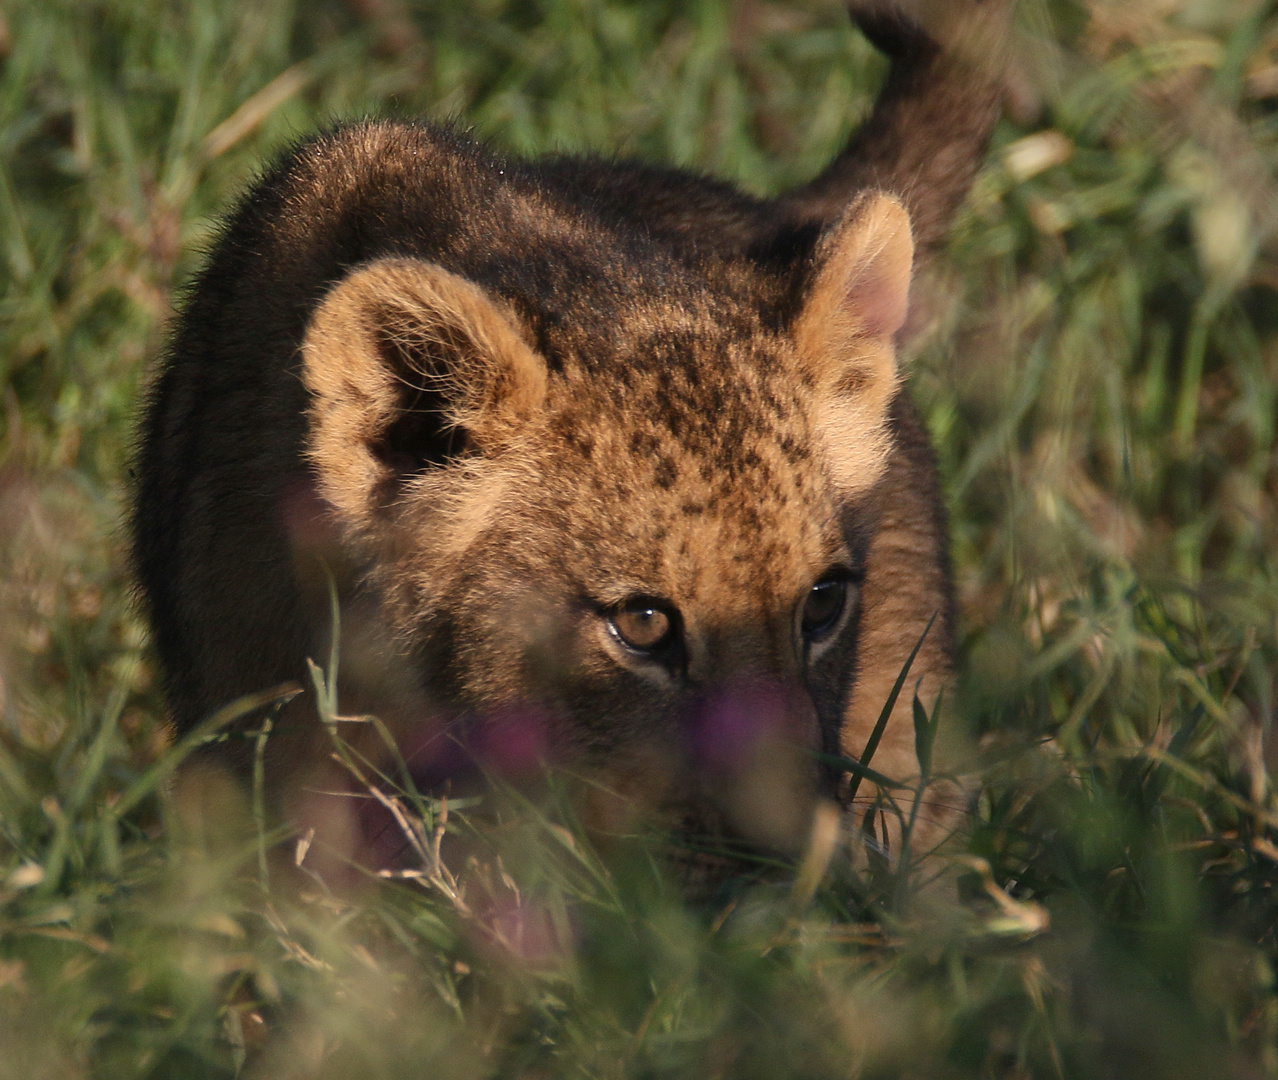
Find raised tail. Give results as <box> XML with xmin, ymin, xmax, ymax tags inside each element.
<box><xmin>779</xmin><ymin>0</ymin><xmax>1014</xmax><ymax>258</ymax></box>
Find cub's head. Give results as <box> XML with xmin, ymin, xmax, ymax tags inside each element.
<box><xmin>298</xmin><ymin>192</ymin><xmax>913</xmax><ymax>857</ymax></box>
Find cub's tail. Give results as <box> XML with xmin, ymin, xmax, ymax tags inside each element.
<box><xmin>780</xmin><ymin>0</ymin><xmax>1015</xmax><ymax>259</ymax></box>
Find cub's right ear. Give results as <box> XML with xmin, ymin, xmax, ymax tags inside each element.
<box><xmin>301</xmin><ymin>258</ymin><xmax>547</xmax><ymax>520</ymax></box>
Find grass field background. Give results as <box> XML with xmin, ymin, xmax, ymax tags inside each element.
<box><xmin>2</xmin><ymin>0</ymin><xmax>1278</xmax><ymax>1076</ymax></box>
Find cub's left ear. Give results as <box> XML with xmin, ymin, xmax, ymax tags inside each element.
<box><xmin>793</xmin><ymin>192</ymin><xmax>914</xmax><ymax>496</ymax></box>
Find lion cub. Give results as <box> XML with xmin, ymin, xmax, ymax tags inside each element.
<box><xmin>133</xmin><ymin>1</ymin><xmax>1009</xmax><ymax>872</ymax></box>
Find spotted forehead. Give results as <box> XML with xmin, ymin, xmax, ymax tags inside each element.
<box><xmin>537</xmin><ymin>324</ymin><xmax>843</xmax><ymax>606</ymax></box>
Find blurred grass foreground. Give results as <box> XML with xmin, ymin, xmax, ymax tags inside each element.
<box><xmin>3</xmin><ymin>0</ymin><xmax>1278</xmax><ymax>1076</ymax></box>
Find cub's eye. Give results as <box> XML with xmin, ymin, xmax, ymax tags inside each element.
<box><xmin>609</xmin><ymin>603</ymin><xmax>675</xmax><ymax>652</ymax></box>
<box><xmin>801</xmin><ymin>577</ymin><xmax>849</xmax><ymax>640</ymax></box>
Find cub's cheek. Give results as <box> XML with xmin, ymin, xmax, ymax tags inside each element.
<box><xmin>443</xmin><ymin>587</ymin><xmax>581</xmax><ymax>695</ymax></box>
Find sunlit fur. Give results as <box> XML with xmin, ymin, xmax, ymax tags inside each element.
<box><xmin>133</xmin><ymin>1</ymin><xmax>1008</xmax><ymax>872</ymax></box>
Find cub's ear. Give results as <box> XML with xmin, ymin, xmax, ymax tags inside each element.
<box><xmin>301</xmin><ymin>258</ymin><xmax>547</xmax><ymax>520</ymax></box>
<box><xmin>793</xmin><ymin>192</ymin><xmax>913</xmax><ymax>497</ymax></box>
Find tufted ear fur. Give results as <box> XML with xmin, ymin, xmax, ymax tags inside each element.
<box><xmin>301</xmin><ymin>258</ymin><xmax>547</xmax><ymax>522</ymax></box>
<box><xmin>793</xmin><ymin>192</ymin><xmax>914</xmax><ymax>497</ymax></box>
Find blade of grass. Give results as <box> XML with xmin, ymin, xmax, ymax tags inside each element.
<box><xmin>845</xmin><ymin>611</ymin><xmax>936</xmax><ymax>807</ymax></box>
<box><xmin>893</xmin><ymin>685</ymin><xmax>943</xmax><ymax>911</ymax></box>
<box><xmin>111</xmin><ymin>682</ymin><xmax>301</xmax><ymax>822</ymax></box>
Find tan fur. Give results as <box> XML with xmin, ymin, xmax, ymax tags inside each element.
<box><xmin>304</xmin><ymin>259</ymin><xmax>547</xmax><ymax>524</ymax></box>
<box><xmin>284</xmin><ymin>194</ymin><xmax>924</xmax><ymax>861</ymax></box>
<box><xmin>135</xmin><ymin>1</ymin><xmax>1010</xmax><ymax>883</ymax></box>
<box><xmin>796</xmin><ymin>196</ymin><xmax>914</xmax><ymax>499</ymax></box>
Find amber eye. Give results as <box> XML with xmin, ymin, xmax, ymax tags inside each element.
<box><xmin>802</xmin><ymin>577</ymin><xmax>849</xmax><ymax>640</ymax></box>
<box><xmin>609</xmin><ymin>603</ymin><xmax>675</xmax><ymax>652</ymax></box>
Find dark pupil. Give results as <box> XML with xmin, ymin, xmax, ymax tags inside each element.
<box><xmin>612</xmin><ymin>607</ymin><xmax>672</xmax><ymax>651</ymax></box>
<box><xmin>802</xmin><ymin>579</ymin><xmax>847</xmax><ymax>636</ymax></box>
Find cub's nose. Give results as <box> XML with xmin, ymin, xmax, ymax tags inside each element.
<box><xmin>685</xmin><ymin>677</ymin><xmax>822</xmax><ymax>855</ymax></box>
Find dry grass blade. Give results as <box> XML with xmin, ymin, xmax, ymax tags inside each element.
<box><xmin>201</xmin><ymin>62</ymin><xmax>316</xmax><ymax>161</ymax></box>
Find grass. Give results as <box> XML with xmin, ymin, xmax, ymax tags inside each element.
<box><xmin>2</xmin><ymin>0</ymin><xmax>1278</xmax><ymax>1075</ymax></box>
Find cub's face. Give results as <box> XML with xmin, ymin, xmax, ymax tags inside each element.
<box><xmin>299</xmin><ymin>193</ymin><xmax>912</xmax><ymax>853</ymax></box>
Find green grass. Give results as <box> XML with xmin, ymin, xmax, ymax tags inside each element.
<box><xmin>3</xmin><ymin>0</ymin><xmax>1278</xmax><ymax>1076</ymax></box>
